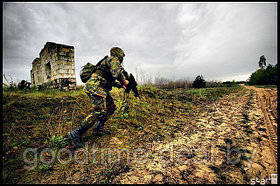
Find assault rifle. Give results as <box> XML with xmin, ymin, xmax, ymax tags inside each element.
<box><xmin>119</xmin><ymin>70</ymin><xmax>140</xmax><ymax>117</ymax></box>
<box><xmin>122</xmin><ymin>70</ymin><xmax>140</xmax><ymax>98</ymax></box>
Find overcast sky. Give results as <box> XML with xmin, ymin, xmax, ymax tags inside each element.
<box><xmin>3</xmin><ymin>2</ymin><xmax>277</xmax><ymax>85</ymax></box>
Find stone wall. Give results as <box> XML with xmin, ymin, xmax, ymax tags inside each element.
<box><xmin>38</xmin><ymin>78</ymin><xmax>76</xmax><ymax>91</ymax></box>
<box><xmin>30</xmin><ymin>42</ymin><xmax>76</xmax><ymax>91</ymax></box>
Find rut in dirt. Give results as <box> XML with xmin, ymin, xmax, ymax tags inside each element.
<box><xmin>243</xmin><ymin>85</ymin><xmax>277</xmax><ymax>166</ymax></box>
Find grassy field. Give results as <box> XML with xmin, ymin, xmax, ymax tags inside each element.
<box><xmin>245</xmin><ymin>84</ymin><xmax>277</xmax><ymax>88</ymax></box>
<box><xmin>2</xmin><ymin>84</ymin><xmax>243</xmax><ymax>183</ymax></box>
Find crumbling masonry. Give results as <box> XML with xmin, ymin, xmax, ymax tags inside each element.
<box><xmin>30</xmin><ymin>42</ymin><xmax>76</xmax><ymax>91</ymax></box>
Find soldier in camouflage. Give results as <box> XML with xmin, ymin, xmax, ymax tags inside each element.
<box><xmin>69</xmin><ymin>47</ymin><xmax>129</xmax><ymax>148</ymax></box>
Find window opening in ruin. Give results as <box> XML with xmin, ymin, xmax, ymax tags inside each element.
<box><xmin>45</xmin><ymin>61</ymin><xmax>51</xmax><ymax>79</ymax></box>
<box><xmin>66</xmin><ymin>52</ymin><xmax>70</xmax><ymax>57</ymax></box>
<box><xmin>32</xmin><ymin>73</ymin><xmax>35</xmax><ymax>84</ymax></box>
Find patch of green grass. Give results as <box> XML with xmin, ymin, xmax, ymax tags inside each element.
<box><xmin>39</xmin><ymin>114</ymin><xmax>51</xmax><ymax>119</ymax></box>
<box><xmin>187</xmin><ymin>86</ymin><xmax>243</xmax><ymax>101</ymax></box>
<box><xmin>3</xmin><ymin>87</ymin><xmax>86</xmax><ymax>98</ymax></box>
<box><xmin>188</xmin><ymin>88</ymin><xmax>208</xmax><ymax>98</ymax></box>
<box><xmin>38</xmin><ymin>164</ymin><xmax>53</xmax><ymax>172</ymax></box>
<box><xmin>251</xmin><ymin>85</ymin><xmax>277</xmax><ymax>88</ymax></box>
<box><xmin>10</xmin><ymin>139</ymin><xmax>31</xmax><ymax>147</ymax></box>
<box><xmin>48</xmin><ymin>135</ymin><xmax>68</xmax><ymax>149</ymax></box>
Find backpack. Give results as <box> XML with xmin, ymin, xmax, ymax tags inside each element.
<box><xmin>80</xmin><ymin>55</ymin><xmax>109</xmax><ymax>83</ymax></box>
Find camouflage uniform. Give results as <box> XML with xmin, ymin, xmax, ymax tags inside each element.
<box><xmin>82</xmin><ymin>56</ymin><xmax>126</xmax><ymax>128</ymax></box>
<box><xmin>69</xmin><ymin>47</ymin><xmax>126</xmax><ymax>148</ymax></box>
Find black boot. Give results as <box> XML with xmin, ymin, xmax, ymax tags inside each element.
<box><xmin>69</xmin><ymin>125</ymin><xmax>90</xmax><ymax>148</ymax></box>
<box><xmin>92</xmin><ymin>119</ymin><xmax>111</xmax><ymax>136</ymax></box>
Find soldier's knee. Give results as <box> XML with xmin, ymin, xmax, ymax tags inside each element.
<box><xmin>106</xmin><ymin>98</ymin><xmax>116</xmax><ymax>116</ymax></box>
<box><xmin>82</xmin><ymin>114</ymin><xmax>97</xmax><ymax>127</ymax></box>
<box><xmin>94</xmin><ymin>109</ymin><xmax>108</xmax><ymax>120</ymax></box>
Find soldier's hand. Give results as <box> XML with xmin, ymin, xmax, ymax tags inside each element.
<box><xmin>123</xmin><ymin>80</ymin><xmax>129</xmax><ymax>89</ymax></box>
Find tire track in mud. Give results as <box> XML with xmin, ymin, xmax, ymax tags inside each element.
<box><xmin>243</xmin><ymin>85</ymin><xmax>277</xmax><ymax>166</ymax></box>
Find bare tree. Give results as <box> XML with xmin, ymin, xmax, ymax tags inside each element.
<box><xmin>258</xmin><ymin>55</ymin><xmax>266</xmax><ymax>69</ymax></box>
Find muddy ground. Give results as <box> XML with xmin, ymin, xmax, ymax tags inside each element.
<box><xmin>111</xmin><ymin>85</ymin><xmax>278</xmax><ymax>184</ymax></box>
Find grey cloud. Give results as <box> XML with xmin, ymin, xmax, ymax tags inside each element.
<box><xmin>3</xmin><ymin>2</ymin><xmax>277</xmax><ymax>85</ymax></box>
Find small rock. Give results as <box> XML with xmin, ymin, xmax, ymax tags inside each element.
<box><xmin>110</xmin><ymin>137</ymin><xmax>123</xmax><ymax>145</ymax></box>
<box><xmin>128</xmin><ymin>176</ymin><xmax>139</xmax><ymax>184</ymax></box>
<box><xmin>142</xmin><ymin>174</ymin><xmax>153</xmax><ymax>183</ymax></box>
<box><xmin>152</xmin><ymin>174</ymin><xmax>164</xmax><ymax>183</ymax></box>
<box><xmin>247</xmin><ymin>163</ymin><xmax>264</xmax><ymax>178</ymax></box>
<box><xmin>178</xmin><ymin>165</ymin><xmax>188</xmax><ymax>172</ymax></box>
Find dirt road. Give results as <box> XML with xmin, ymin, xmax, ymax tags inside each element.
<box><xmin>242</xmin><ymin>85</ymin><xmax>277</xmax><ymax>167</ymax></box>
<box><xmin>112</xmin><ymin>85</ymin><xmax>278</xmax><ymax>184</ymax></box>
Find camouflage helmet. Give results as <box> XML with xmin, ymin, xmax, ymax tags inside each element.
<box><xmin>110</xmin><ymin>47</ymin><xmax>125</xmax><ymax>58</ymax></box>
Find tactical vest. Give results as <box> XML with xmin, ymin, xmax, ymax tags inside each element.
<box><xmin>95</xmin><ymin>57</ymin><xmax>115</xmax><ymax>82</ymax></box>
<box><xmin>94</xmin><ymin>56</ymin><xmax>118</xmax><ymax>91</ymax></box>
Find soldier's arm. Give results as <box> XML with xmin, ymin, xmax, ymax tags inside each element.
<box><xmin>112</xmin><ymin>80</ymin><xmax>123</xmax><ymax>88</ymax></box>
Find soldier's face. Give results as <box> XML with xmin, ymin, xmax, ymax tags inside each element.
<box><xmin>119</xmin><ymin>57</ymin><xmax>124</xmax><ymax>63</ymax></box>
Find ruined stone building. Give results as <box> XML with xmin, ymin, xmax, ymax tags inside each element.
<box><xmin>30</xmin><ymin>42</ymin><xmax>76</xmax><ymax>91</ymax></box>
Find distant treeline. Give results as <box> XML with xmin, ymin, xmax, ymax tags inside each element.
<box><xmin>223</xmin><ymin>81</ymin><xmax>247</xmax><ymax>84</ymax></box>
<box><xmin>154</xmin><ymin>76</ymin><xmax>236</xmax><ymax>90</ymax></box>
<box><xmin>248</xmin><ymin>64</ymin><xmax>278</xmax><ymax>85</ymax></box>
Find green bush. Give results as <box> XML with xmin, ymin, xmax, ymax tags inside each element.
<box><xmin>248</xmin><ymin>64</ymin><xmax>277</xmax><ymax>85</ymax></box>
<box><xmin>192</xmin><ymin>75</ymin><xmax>206</xmax><ymax>88</ymax></box>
